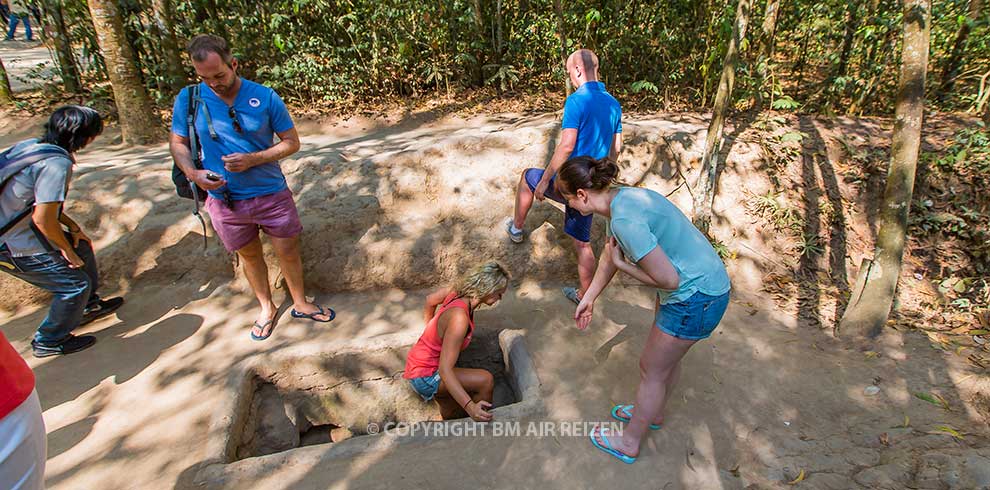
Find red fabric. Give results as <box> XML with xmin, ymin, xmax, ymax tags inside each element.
<box><xmin>0</xmin><ymin>330</ymin><xmax>35</xmax><ymax>420</ymax></box>
<box><xmin>404</xmin><ymin>292</ymin><xmax>474</xmax><ymax>379</ymax></box>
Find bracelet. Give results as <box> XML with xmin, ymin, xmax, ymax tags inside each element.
<box><xmin>463</xmin><ymin>400</ymin><xmax>473</xmax><ymax>410</ymax></box>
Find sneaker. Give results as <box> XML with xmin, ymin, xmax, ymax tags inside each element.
<box><xmin>32</xmin><ymin>334</ymin><xmax>97</xmax><ymax>358</ymax></box>
<box><xmin>80</xmin><ymin>297</ymin><xmax>125</xmax><ymax>326</ymax></box>
<box><xmin>505</xmin><ymin>218</ymin><xmax>524</xmax><ymax>244</ymax></box>
<box><xmin>562</xmin><ymin>286</ymin><xmax>581</xmax><ymax>305</ymax></box>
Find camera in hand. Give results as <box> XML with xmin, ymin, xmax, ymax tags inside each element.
<box><xmin>206</xmin><ymin>171</ymin><xmax>222</xmax><ymax>182</ymax></box>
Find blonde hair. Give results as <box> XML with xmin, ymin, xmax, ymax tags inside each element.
<box><xmin>453</xmin><ymin>261</ymin><xmax>511</xmax><ymax>300</ymax></box>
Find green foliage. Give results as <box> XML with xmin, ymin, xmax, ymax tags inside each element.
<box><xmin>41</xmin><ymin>0</ymin><xmax>990</xmax><ymax>114</ymax></box>
<box><xmin>710</xmin><ymin>237</ymin><xmax>736</xmax><ymax>260</ymax></box>
<box><xmin>630</xmin><ymin>80</ymin><xmax>659</xmax><ymax>94</ymax></box>
<box><xmin>772</xmin><ymin>95</ymin><xmax>800</xmax><ymax>110</ymax></box>
<box><xmin>484</xmin><ymin>64</ymin><xmax>521</xmax><ymax>92</ymax></box>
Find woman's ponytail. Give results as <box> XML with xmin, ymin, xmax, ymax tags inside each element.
<box><xmin>557</xmin><ymin>155</ymin><xmax>619</xmax><ymax>195</ymax></box>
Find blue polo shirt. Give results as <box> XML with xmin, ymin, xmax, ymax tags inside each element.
<box><xmin>171</xmin><ymin>79</ymin><xmax>294</xmax><ymax>200</ymax></box>
<box><xmin>561</xmin><ymin>81</ymin><xmax>622</xmax><ymax>159</ymax></box>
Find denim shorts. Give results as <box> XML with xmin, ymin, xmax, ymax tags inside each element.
<box><xmin>523</xmin><ymin>168</ymin><xmax>592</xmax><ymax>242</ymax></box>
<box><xmin>655</xmin><ymin>290</ymin><xmax>730</xmax><ymax>341</ymax></box>
<box><xmin>409</xmin><ymin>371</ymin><xmax>441</xmax><ymax>401</ymax></box>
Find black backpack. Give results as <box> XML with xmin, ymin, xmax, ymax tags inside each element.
<box><xmin>172</xmin><ymin>84</ymin><xmax>207</xmax><ymax>200</ymax></box>
<box><xmin>0</xmin><ymin>143</ymin><xmax>71</xmax><ymax>239</ymax></box>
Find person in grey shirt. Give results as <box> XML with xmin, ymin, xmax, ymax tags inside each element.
<box><xmin>0</xmin><ymin>106</ymin><xmax>123</xmax><ymax>358</ymax></box>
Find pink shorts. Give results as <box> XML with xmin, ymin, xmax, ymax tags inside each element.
<box><xmin>206</xmin><ymin>188</ymin><xmax>303</xmax><ymax>252</ymax></box>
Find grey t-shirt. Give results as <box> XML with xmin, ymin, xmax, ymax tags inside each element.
<box><xmin>0</xmin><ymin>139</ymin><xmax>72</xmax><ymax>257</ymax></box>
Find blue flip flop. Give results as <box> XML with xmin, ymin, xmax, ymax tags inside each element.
<box><xmin>290</xmin><ymin>305</ymin><xmax>336</xmax><ymax>323</ymax></box>
<box><xmin>611</xmin><ymin>404</ymin><xmax>662</xmax><ymax>430</ymax></box>
<box><xmin>589</xmin><ymin>425</ymin><xmax>636</xmax><ymax>464</ymax></box>
<box><xmin>250</xmin><ymin>319</ymin><xmax>275</xmax><ymax>341</ymax></box>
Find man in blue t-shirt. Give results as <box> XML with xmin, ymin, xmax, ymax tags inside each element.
<box><xmin>169</xmin><ymin>35</ymin><xmax>334</xmax><ymax>341</ymax></box>
<box><xmin>505</xmin><ymin>49</ymin><xmax>622</xmax><ymax>304</ymax></box>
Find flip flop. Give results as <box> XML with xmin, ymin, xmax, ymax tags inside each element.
<box><xmin>589</xmin><ymin>425</ymin><xmax>636</xmax><ymax>464</ymax></box>
<box><xmin>250</xmin><ymin>319</ymin><xmax>275</xmax><ymax>341</ymax></box>
<box><xmin>561</xmin><ymin>286</ymin><xmax>581</xmax><ymax>305</ymax></box>
<box><xmin>290</xmin><ymin>304</ymin><xmax>336</xmax><ymax>323</ymax></box>
<box><xmin>611</xmin><ymin>404</ymin><xmax>662</xmax><ymax>430</ymax></box>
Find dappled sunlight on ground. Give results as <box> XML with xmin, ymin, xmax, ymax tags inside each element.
<box><xmin>0</xmin><ymin>111</ymin><xmax>986</xmax><ymax>489</ymax></box>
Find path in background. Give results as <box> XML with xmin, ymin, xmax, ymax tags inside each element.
<box><xmin>1</xmin><ymin>40</ymin><xmax>58</xmax><ymax>92</ymax></box>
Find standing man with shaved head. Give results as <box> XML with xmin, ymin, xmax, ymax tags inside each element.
<box><xmin>505</xmin><ymin>49</ymin><xmax>622</xmax><ymax>304</ymax></box>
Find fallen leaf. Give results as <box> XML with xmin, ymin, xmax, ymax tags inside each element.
<box><xmin>865</xmin><ymin>351</ymin><xmax>880</xmax><ymax>359</ymax></box>
<box><xmin>914</xmin><ymin>392</ymin><xmax>950</xmax><ymax>410</ymax></box>
<box><xmin>968</xmin><ymin>354</ymin><xmax>988</xmax><ymax>369</ymax></box>
<box><xmin>788</xmin><ymin>469</ymin><xmax>806</xmax><ymax>484</ymax></box>
<box><xmin>931</xmin><ymin>425</ymin><xmax>964</xmax><ymax>440</ymax></box>
<box><xmin>879</xmin><ymin>432</ymin><xmax>890</xmax><ymax>446</ymax></box>
<box><xmin>925</xmin><ymin>331</ymin><xmax>951</xmax><ymax>345</ymax></box>
<box><xmin>729</xmin><ymin>464</ymin><xmax>740</xmax><ymax>477</ymax></box>
<box><xmin>969</xmin><ymin>329</ymin><xmax>990</xmax><ymax>336</ymax></box>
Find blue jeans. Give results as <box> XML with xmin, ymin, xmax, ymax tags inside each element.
<box><xmin>0</xmin><ymin>234</ymin><xmax>101</xmax><ymax>345</ymax></box>
<box><xmin>5</xmin><ymin>13</ymin><xmax>32</xmax><ymax>41</ymax></box>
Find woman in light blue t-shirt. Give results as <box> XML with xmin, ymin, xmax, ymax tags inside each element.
<box><xmin>555</xmin><ymin>155</ymin><xmax>731</xmax><ymax>464</ymax></box>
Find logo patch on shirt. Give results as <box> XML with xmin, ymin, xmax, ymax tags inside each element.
<box><xmin>248</xmin><ymin>98</ymin><xmax>261</xmax><ymax>108</ymax></box>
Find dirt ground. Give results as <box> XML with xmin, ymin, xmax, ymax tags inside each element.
<box><xmin>1</xmin><ymin>81</ymin><xmax>989</xmax><ymax>487</ymax></box>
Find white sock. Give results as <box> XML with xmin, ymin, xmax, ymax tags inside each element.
<box><xmin>509</xmin><ymin>224</ymin><xmax>522</xmax><ymax>234</ymax></box>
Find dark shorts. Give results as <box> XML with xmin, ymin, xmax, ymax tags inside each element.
<box><xmin>205</xmin><ymin>188</ymin><xmax>303</xmax><ymax>252</ymax></box>
<box><xmin>655</xmin><ymin>290</ymin><xmax>730</xmax><ymax>341</ymax></box>
<box><xmin>523</xmin><ymin>168</ymin><xmax>592</xmax><ymax>242</ymax></box>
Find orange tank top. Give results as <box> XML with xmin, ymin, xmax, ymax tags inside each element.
<box><xmin>403</xmin><ymin>292</ymin><xmax>474</xmax><ymax>379</ymax></box>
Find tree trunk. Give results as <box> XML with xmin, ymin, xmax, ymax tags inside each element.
<box><xmin>0</xmin><ymin>57</ymin><xmax>13</xmax><ymax>105</ymax></box>
<box><xmin>839</xmin><ymin>0</ymin><xmax>930</xmax><ymax>340</ymax></box>
<box><xmin>205</xmin><ymin>0</ymin><xmax>226</xmax><ymax>39</ymax></box>
<box><xmin>45</xmin><ymin>0</ymin><xmax>81</xmax><ymax>93</ymax></box>
<box><xmin>692</xmin><ymin>0</ymin><xmax>752</xmax><ymax>235</ymax></box>
<box><xmin>847</xmin><ymin>0</ymin><xmax>892</xmax><ymax>115</ymax></box>
<box><xmin>936</xmin><ymin>0</ymin><xmax>982</xmax><ymax>101</ymax></box>
<box><xmin>553</xmin><ymin>0</ymin><xmax>572</xmax><ymax>96</ymax></box>
<box><xmin>836</xmin><ymin>1</ymin><xmax>859</xmax><ymax>80</ymax></box>
<box><xmin>495</xmin><ymin>0</ymin><xmax>503</xmax><ymax>65</ymax></box>
<box><xmin>819</xmin><ymin>0</ymin><xmax>860</xmax><ymax>108</ymax></box>
<box><xmin>150</xmin><ymin>0</ymin><xmax>186</xmax><ymax>93</ymax></box>
<box><xmin>755</xmin><ymin>0</ymin><xmax>782</xmax><ymax>109</ymax></box>
<box><xmin>793</xmin><ymin>24</ymin><xmax>811</xmax><ymax>79</ymax></box>
<box><xmin>87</xmin><ymin>0</ymin><xmax>159</xmax><ymax>144</ymax></box>
<box><xmin>471</xmin><ymin>0</ymin><xmax>487</xmax><ymax>86</ymax></box>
